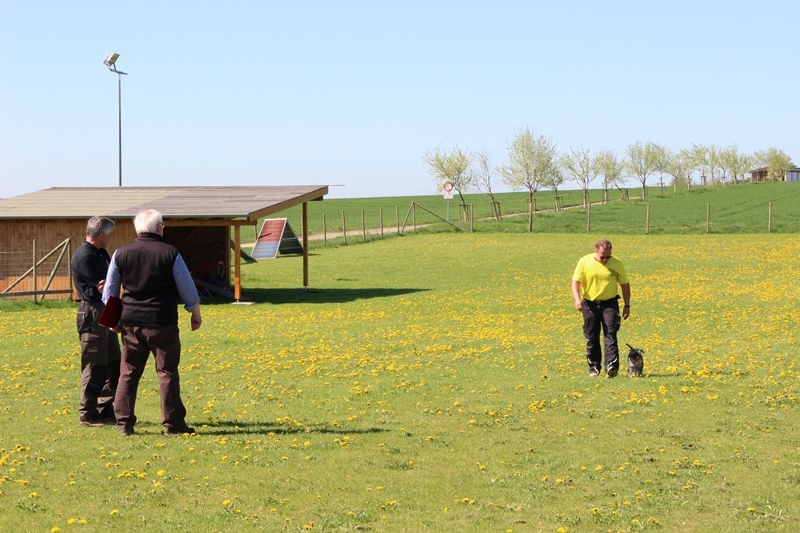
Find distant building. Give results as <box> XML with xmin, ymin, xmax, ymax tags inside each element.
<box><xmin>750</xmin><ymin>166</ymin><xmax>800</xmax><ymax>182</ymax></box>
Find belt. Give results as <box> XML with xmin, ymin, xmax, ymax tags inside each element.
<box><xmin>586</xmin><ymin>297</ymin><xmax>618</xmax><ymax>304</ymax></box>
<box><xmin>80</xmin><ymin>300</ymin><xmax>103</xmax><ymax>307</ymax></box>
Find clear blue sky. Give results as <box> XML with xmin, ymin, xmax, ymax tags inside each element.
<box><xmin>2</xmin><ymin>0</ymin><xmax>798</xmax><ymax>200</ymax></box>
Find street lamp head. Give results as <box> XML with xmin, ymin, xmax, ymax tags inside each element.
<box><xmin>103</xmin><ymin>53</ymin><xmax>120</xmax><ymax>68</ymax></box>
<box><xmin>103</xmin><ymin>53</ymin><xmax>127</xmax><ymax>75</ymax></box>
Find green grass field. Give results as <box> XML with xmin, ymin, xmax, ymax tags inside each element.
<box><xmin>2</xmin><ymin>229</ymin><xmax>799</xmax><ymax>532</ymax></box>
<box><xmin>240</xmin><ymin>181</ymin><xmax>800</xmax><ymax>245</ymax></box>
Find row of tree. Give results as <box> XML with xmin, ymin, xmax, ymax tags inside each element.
<box><xmin>423</xmin><ymin>128</ymin><xmax>795</xmax><ymax>208</ymax></box>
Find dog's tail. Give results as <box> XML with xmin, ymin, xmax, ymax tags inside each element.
<box><xmin>625</xmin><ymin>343</ymin><xmax>635</xmax><ymax>351</ymax></box>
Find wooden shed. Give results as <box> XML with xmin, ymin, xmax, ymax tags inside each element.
<box><xmin>0</xmin><ymin>185</ymin><xmax>328</xmax><ymax>301</ymax></box>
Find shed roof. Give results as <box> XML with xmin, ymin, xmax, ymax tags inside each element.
<box><xmin>0</xmin><ymin>185</ymin><xmax>328</xmax><ymax>221</ymax></box>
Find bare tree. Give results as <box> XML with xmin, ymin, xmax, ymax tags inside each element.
<box><xmin>560</xmin><ymin>145</ymin><xmax>598</xmax><ymax>207</ymax></box>
<box><xmin>498</xmin><ymin>127</ymin><xmax>559</xmax><ymax>213</ymax></box>
<box><xmin>473</xmin><ymin>149</ymin><xmax>501</xmax><ymax>220</ymax></box>
<box><xmin>704</xmin><ymin>144</ymin><xmax>721</xmax><ymax>185</ymax></box>
<box><xmin>423</xmin><ymin>145</ymin><xmax>474</xmax><ymax>207</ymax></box>
<box><xmin>683</xmin><ymin>144</ymin><xmax>708</xmax><ymax>188</ymax></box>
<box><xmin>718</xmin><ymin>145</ymin><xmax>753</xmax><ymax>185</ymax></box>
<box><xmin>650</xmin><ymin>143</ymin><xmax>670</xmax><ymax>192</ymax></box>
<box><xmin>624</xmin><ymin>140</ymin><xmax>659</xmax><ymax>199</ymax></box>
<box><xmin>595</xmin><ymin>149</ymin><xmax>625</xmax><ymax>203</ymax></box>
<box><xmin>665</xmin><ymin>149</ymin><xmax>691</xmax><ymax>191</ymax></box>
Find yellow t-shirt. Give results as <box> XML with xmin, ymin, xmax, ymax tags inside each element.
<box><xmin>572</xmin><ymin>253</ymin><xmax>629</xmax><ymax>302</ymax></box>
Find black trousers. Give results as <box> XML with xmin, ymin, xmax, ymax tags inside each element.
<box><xmin>581</xmin><ymin>298</ymin><xmax>621</xmax><ymax>372</ymax></box>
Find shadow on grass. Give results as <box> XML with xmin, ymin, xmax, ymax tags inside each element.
<box><xmin>203</xmin><ymin>287</ymin><xmax>430</xmax><ymax>305</ymax></box>
<box><xmin>133</xmin><ymin>420</ymin><xmax>388</xmax><ymax>436</ymax></box>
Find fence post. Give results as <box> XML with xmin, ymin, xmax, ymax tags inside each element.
<box><xmin>396</xmin><ymin>206</ymin><xmax>400</xmax><ymax>234</ymax></box>
<box><xmin>342</xmin><ymin>211</ymin><xmax>347</xmax><ymax>245</ymax></box>
<box><xmin>33</xmin><ymin>239</ymin><xmax>37</xmax><ymax>302</ymax></box>
<box><xmin>361</xmin><ymin>210</ymin><xmax>366</xmax><ymax>241</ymax></box>
<box><xmin>322</xmin><ymin>213</ymin><xmax>327</xmax><ymax>246</ymax></box>
<box><xmin>67</xmin><ymin>239</ymin><xmax>73</xmax><ymax>299</ymax></box>
<box><xmin>586</xmin><ymin>201</ymin><xmax>591</xmax><ymax>232</ymax></box>
<box><xmin>413</xmin><ymin>203</ymin><xmax>417</xmax><ymax>232</ymax></box>
<box><xmin>470</xmin><ymin>204</ymin><xmax>474</xmax><ymax>232</ymax></box>
<box><xmin>528</xmin><ymin>198</ymin><xmax>533</xmax><ymax>232</ymax></box>
<box><xmin>768</xmin><ymin>202</ymin><xmax>772</xmax><ymax>233</ymax></box>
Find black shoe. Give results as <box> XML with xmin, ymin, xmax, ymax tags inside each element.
<box><xmin>100</xmin><ymin>413</ymin><xmax>117</xmax><ymax>425</ymax></box>
<box><xmin>607</xmin><ymin>366</ymin><xmax>619</xmax><ymax>378</ymax></box>
<box><xmin>589</xmin><ymin>368</ymin><xmax>601</xmax><ymax>377</ymax></box>
<box><xmin>119</xmin><ymin>427</ymin><xmax>134</xmax><ymax>436</ymax></box>
<box><xmin>164</xmin><ymin>426</ymin><xmax>195</xmax><ymax>436</ymax></box>
<box><xmin>80</xmin><ymin>416</ymin><xmax>105</xmax><ymax>428</ymax></box>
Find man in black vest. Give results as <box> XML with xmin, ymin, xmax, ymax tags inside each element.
<box><xmin>71</xmin><ymin>216</ymin><xmax>121</xmax><ymax>427</ymax></box>
<box><xmin>102</xmin><ymin>209</ymin><xmax>202</xmax><ymax>436</ymax></box>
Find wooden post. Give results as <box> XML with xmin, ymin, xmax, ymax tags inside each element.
<box><xmin>322</xmin><ymin>212</ymin><xmax>327</xmax><ymax>246</ymax></box>
<box><xmin>586</xmin><ymin>201</ymin><xmax>591</xmax><ymax>232</ymax></box>
<box><xmin>67</xmin><ymin>239</ymin><xmax>73</xmax><ymax>300</ymax></box>
<box><xmin>395</xmin><ymin>206</ymin><xmax>400</xmax><ymax>234</ymax></box>
<box><xmin>302</xmin><ymin>202</ymin><xmax>309</xmax><ymax>287</ymax></box>
<box><xmin>706</xmin><ymin>203</ymin><xmax>710</xmax><ymax>234</ymax></box>
<box><xmin>233</xmin><ymin>225</ymin><xmax>242</xmax><ymax>300</ymax></box>
<box><xmin>768</xmin><ymin>201</ymin><xmax>772</xmax><ymax>233</ymax></box>
<box><xmin>380</xmin><ymin>207</ymin><xmax>384</xmax><ymax>238</ymax></box>
<box><xmin>361</xmin><ymin>210</ymin><xmax>366</xmax><ymax>241</ymax></box>
<box><xmin>470</xmin><ymin>204</ymin><xmax>474</xmax><ymax>232</ymax></box>
<box><xmin>342</xmin><ymin>211</ymin><xmax>347</xmax><ymax>245</ymax></box>
<box><xmin>528</xmin><ymin>197</ymin><xmax>533</xmax><ymax>232</ymax></box>
<box><xmin>646</xmin><ymin>202</ymin><xmax>650</xmax><ymax>235</ymax></box>
<box><xmin>32</xmin><ymin>239</ymin><xmax>37</xmax><ymax>302</ymax></box>
<box><xmin>413</xmin><ymin>203</ymin><xmax>417</xmax><ymax>231</ymax></box>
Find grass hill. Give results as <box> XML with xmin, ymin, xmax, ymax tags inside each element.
<box><xmin>243</xmin><ymin>181</ymin><xmax>800</xmax><ymax>244</ymax></box>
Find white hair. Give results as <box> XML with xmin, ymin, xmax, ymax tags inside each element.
<box><xmin>133</xmin><ymin>209</ymin><xmax>162</xmax><ymax>234</ymax></box>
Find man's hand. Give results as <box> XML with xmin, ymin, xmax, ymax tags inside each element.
<box><xmin>190</xmin><ymin>307</ymin><xmax>202</xmax><ymax>331</ymax></box>
<box><xmin>622</xmin><ymin>306</ymin><xmax>631</xmax><ymax>320</ymax></box>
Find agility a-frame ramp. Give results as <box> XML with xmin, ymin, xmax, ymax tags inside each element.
<box><xmin>250</xmin><ymin>218</ymin><xmax>304</xmax><ymax>259</ymax></box>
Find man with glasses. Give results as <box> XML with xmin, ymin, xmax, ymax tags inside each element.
<box><xmin>571</xmin><ymin>238</ymin><xmax>631</xmax><ymax>377</ymax></box>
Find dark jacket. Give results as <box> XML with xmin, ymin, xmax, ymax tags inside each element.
<box><xmin>71</xmin><ymin>240</ymin><xmax>111</xmax><ymax>303</ymax></box>
<box><xmin>115</xmin><ymin>233</ymin><xmax>181</xmax><ymax>327</ymax></box>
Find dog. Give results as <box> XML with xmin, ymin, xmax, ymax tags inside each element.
<box><xmin>625</xmin><ymin>343</ymin><xmax>644</xmax><ymax>377</ymax></box>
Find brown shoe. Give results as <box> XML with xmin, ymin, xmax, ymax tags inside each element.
<box><xmin>80</xmin><ymin>416</ymin><xmax>105</xmax><ymax>428</ymax></box>
<box><xmin>164</xmin><ymin>426</ymin><xmax>195</xmax><ymax>436</ymax></box>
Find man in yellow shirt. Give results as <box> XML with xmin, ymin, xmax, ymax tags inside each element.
<box><xmin>571</xmin><ymin>239</ymin><xmax>631</xmax><ymax>377</ymax></box>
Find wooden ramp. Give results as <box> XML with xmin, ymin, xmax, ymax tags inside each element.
<box><xmin>251</xmin><ymin>218</ymin><xmax>303</xmax><ymax>259</ymax></box>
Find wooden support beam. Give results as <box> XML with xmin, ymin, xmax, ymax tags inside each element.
<box><xmin>302</xmin><ymin>202</ymin><xmax>309</xmax><ymax>287</ymax></box>
<box><xmin>234</xmin><ymin>224</ymin><xmax>242</xmax><ymax>301</ymax></box>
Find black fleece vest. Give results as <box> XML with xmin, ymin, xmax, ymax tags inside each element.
<box><xmin>115</xmin><ymin>233</ymin><xmax>180</xmax><ymax>327</ymax></box>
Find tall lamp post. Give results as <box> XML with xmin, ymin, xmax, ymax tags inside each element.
<box><xmin>103</xmin><ymin>53</ymin><xmax>127</xmax><ymax>187</ymax></box>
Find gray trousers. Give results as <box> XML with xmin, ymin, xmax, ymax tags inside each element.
<box><xmin>77</xmin><ymin>303</ymin><xmax>121</xmax><ymax>419</ymax></box>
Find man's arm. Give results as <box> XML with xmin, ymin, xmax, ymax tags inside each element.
<box><xmin>173</xmin><ymin>254</ymin><xmax>202</xmax><ymax>330</ymax></box>
<box><xmin>620</xmin><ymin>283</ymin><xmax>631</xmax><ymax>319</ymax></box>
<box><xmin>101</xmin><ymin>253</ymin><xmax>121</xmax><ymax>304</ymax></box>
<box><xmin>571</xmin><ymin>280</ymin><xmax>584</xmax><ymax>311</ymax></box>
